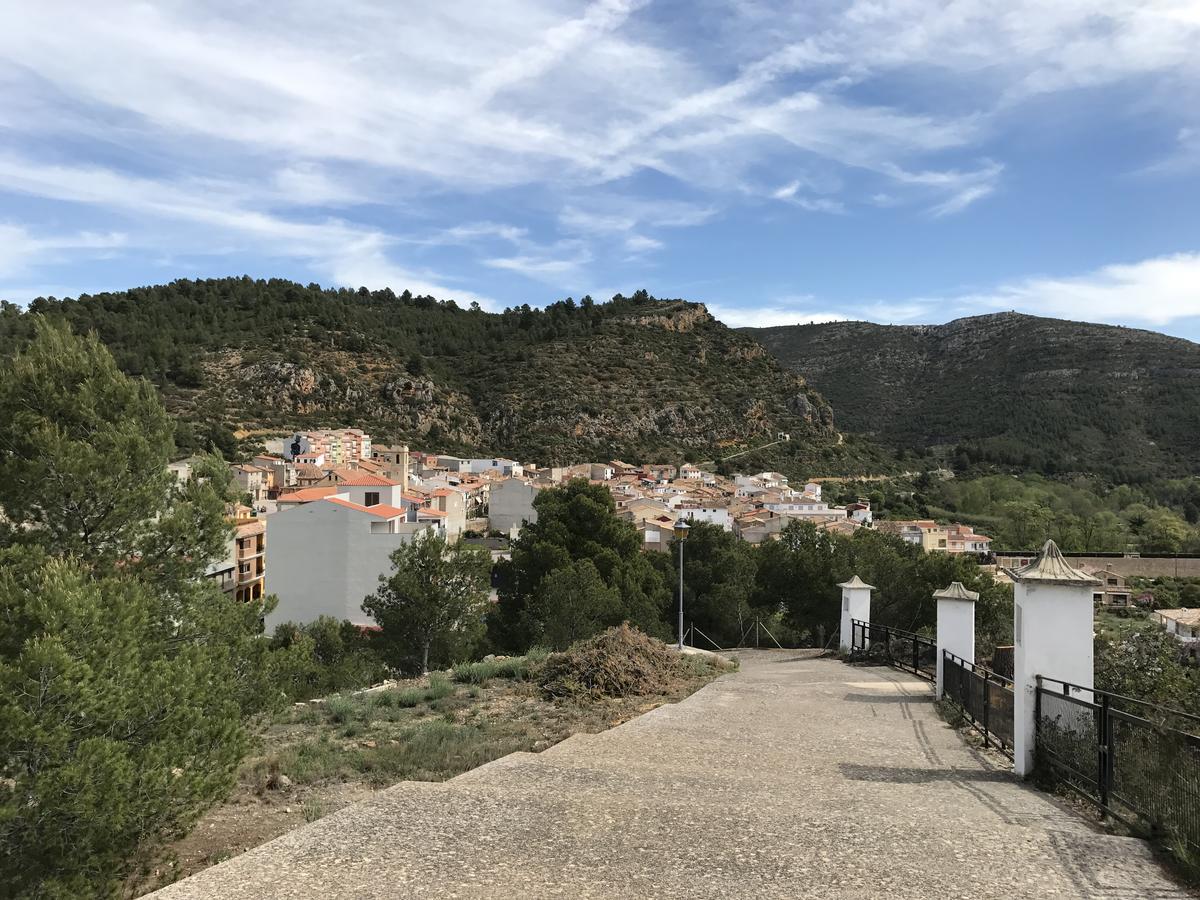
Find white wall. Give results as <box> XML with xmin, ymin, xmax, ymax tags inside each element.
<box><xmin>839</xmin><ymin>586</ymin><xmax>872</xmax><ymax>651</ymax></box>
<box><xmin>1012</xmin><ymin>581</ymin><xmax>1094</xmax><ymax>776</ymax></box>
<box><xmin>341</xmin><ymin>482</ymin><xmax>402</xmax><ymax>507</ymax></box>
<box><xmin>678</xmin><ymin>508</ymin><xmax>732</xmax><ymax>531</ymax></box>
<box><xmin>489</xmin><ymin>479</ymin><xmax>540</xmax><ymax>533</ymax></box>
<box><xmin>264</xmin><ymin>501</ymin><xmax>430</xmax><ymax>632</ymax></box>
<box><xmin>935</xmin><ymin>599</ymin><xmax>975</xmax><ymax>698</ymax></box>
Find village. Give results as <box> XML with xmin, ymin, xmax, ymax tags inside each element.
<box><xmin>185</xmin><ymin>426</ymin><xmax>1200</xmax><ymax>655</ymax></box>
<box><xmin>182</xmin><ymin>426</ymin><xmax>998</xmax><ymax>628</ymax></box>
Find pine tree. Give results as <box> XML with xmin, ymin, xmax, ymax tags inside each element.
<box><xmin>363</xmin><ymin>532</ymin><xmax>492</xmax><ymax>673</ymax></box>
<box><xmin>0</xmin><ymin>319</ymin><xmax>275</xmax><ymax>896</ymax></box>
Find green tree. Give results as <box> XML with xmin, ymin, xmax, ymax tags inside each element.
<box><xmin>363</xmin><ymin>532</ymin><xmax>492</xmax><ymax>672</ymax></box>
<box><xmin>488</xmin><ymin>480</ymin><xmax>670</xmax><ymax>652</ymax></box>
<box><xmin>525</xmin><ymin>559</ymin><xmax>621</xmax><ymax>650</ymax></box>
<box><xmin>0</xmin><ymin>551</ymin><xmax>251</xmax><ymax>897</ymax></box>
<box><xmin>671</xmin><ymin>521</ymin><xmax>758</xmax><ymax>647</ymax></box>
<box><xmin>1139</xmin><ymin>509</ymin><xmax>1189</xmax><ymax>554</ymax></box>
<box><xmin>0</xmin><ymin>320</ymin><xmax>182</xmax><ymax>568</ymax></box>
<box><xmin>997</xmin><ymin>500</ymin><xmax>1053</xmax><ymax>549</ymax></box>
<box><xmin>0</xmin><ymin>320</ymin><xmax>274</xmax><ymax>896</ymax></box>
<box><xmin>1095</xmin><ymin>626</ymin><xmax>1198</xmax><ymax>712</ymax></box>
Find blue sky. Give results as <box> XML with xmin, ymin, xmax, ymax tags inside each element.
<box><xmin>1</xmin><ymin>1</ymin><xmax>1199</xmax><ymax>335</ymax></box>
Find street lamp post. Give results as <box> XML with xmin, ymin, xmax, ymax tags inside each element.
<box><xmin>673</xmin><ymin>520</ymin><xmax>690</xmax><ymax>650</ymax></box>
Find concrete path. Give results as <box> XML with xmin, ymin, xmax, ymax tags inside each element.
<box><xmin>152</xmin><ymin>651</ymin><xmax>1191</xmax><ymax>899</ymax></box>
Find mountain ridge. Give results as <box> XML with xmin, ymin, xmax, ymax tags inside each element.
<box><xmin>0</xmin><ymin>278</ymin><xmax>887</xmax><ymax>477</ymax></box>
<box><xmin>745</xmin><ymin>313</ymin><xmax>1200</xmax><ymax>480</ymax></box>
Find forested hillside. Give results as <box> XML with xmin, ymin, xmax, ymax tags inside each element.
<box><xmin>747</xmin><ymin>313</ymin><xmax>1200</xmax><ymax>482</ymax></box>
<box><xmin>0</xmin><ymin>278</ymin><xmax>888</xmax><ymax>475</ymax></box>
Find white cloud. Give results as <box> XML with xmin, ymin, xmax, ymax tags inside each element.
<box><xmin>0</xmin><ymin>154</ymin><xmax>495</xmax><ymax>306</ymax></box>
<box><xmin>482</xmin><ymin>248</ymin><xmax>592</xmax><ymax>283</ymax></box>
<box><xmin>0</xmin><ymin>1</ymin><xmax>1197</xmax><ymax>299</ymax></box>
<box><xmin>0</xmin><ymin>224</ymin><xmax>126</xmax><ymax>278</ymax></box>
<box><xmin>707</xmin><ymin>296</ymin><xmax>851</xmax><ymax>328</ymax></box>
<box><xmin>961</xmin><ymin>251</ymin><xmax>1200</xmax><ymax>326</ymax></box>
<box><xmin>624</xmin><ymin>234</ymin><xmax>663</xmax><ymax>253</ymax></box>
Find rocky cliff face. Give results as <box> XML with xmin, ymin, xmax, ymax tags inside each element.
<box><xmin>5</xmin><ymin>277</ymin><xmax>900</xmax><ymax>475</ymax></box>
<box><xmin>746</xmin><ymin>312</ymin><xmax>1200</xmax><ymax>479</ymax></box>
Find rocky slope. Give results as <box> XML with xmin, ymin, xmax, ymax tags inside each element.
<box><xmin>746</xmin><ymin>313</ymin><xmax>1200</xmax><ymax>479</ymax></box>
<box><xmin>0</xmin><ymin>279</ymin><xmax>887</xmax><ymax>475</ymax></box>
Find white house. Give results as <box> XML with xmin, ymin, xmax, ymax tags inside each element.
<box><xmin>438</xmin><ymin>456</ymin><xmax>523</xmax><ymax>477</ymax></box>
<box><xmin>265</xmin><ymin>497</ymin><xmax>434</xmax><ymax>630</ymax></box>
<box><xmin>489</xmin><ymin>477</ymin><xmax>542</xmax><ymax>534</ymax></box>
<box><xmin>676</xmin><ymin>504</ymin><xmax>733</xmax><ymax>531</ymax></box>
<box><xmin>1152</xmin><ymin>609</ymin><xmax>1200</xmax><ymax>644</ymax></box>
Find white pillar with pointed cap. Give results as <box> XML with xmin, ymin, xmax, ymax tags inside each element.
<box><xmin>838</xmin><ymin>575</ymin><xmax>875</xmax><ymax>652</ymax></box>
<box><xmin>1008</xmin><ymin>540</ymin><xmax>1099</xmax><ymax>777</ymax></box>
<box><xmin>934</xmin><ymin>582</ymin><xmax>979</xmax><ymax>699</ymax></box>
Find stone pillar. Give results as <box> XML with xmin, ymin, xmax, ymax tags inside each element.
<box><xmin>933</xmin><ymin>582</ymin><xmax>979</xmax><ymax>700</ymax></box>
<box><xmin>838</xmin><ymin>576</ymin><xmax>875</xmax><ymax>652</ymax></box>
<box><xmin>1008</xmin><ymin>540</ymin><xmax>1099</xmax><ymax>777</ymax></box>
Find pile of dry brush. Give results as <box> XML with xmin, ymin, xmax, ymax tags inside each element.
<box><xmin>538</xmin><ymin>624</ymin><xmax>732</xmax><ymax>699</ymax></box>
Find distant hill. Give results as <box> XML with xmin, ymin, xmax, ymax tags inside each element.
<box><xmin>0</xmin><ymin>278</ymin><xmax>888</xmax><ymax>476</ymax></box>
<box><xmin>746</xmin><ymin>313</ymin><xmax>1200</xmax><ymax>481</ymax></box>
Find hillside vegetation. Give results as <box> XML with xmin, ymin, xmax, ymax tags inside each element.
<box><xmin>0</xmin><ymin>278</ymin><xmax>888</xmax><ymax>476</ymax></box>
<box><xmin>747</xmin><ymin>313</ymin><xmax>1200</xmax><ymax>481</ymax></box>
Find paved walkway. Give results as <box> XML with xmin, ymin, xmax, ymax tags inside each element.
<box><xmin>153</xmin><ymin>651</ymin><xmax>1191</xmax><ymax>899</ymax></box>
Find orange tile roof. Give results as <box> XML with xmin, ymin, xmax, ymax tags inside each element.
<box><xmin>280</xmin><ymin>486</ymin><xmax>340</xmax><ymax>502</ymax></box>
<box><xmin>324</xmin><ymin>496</ymin><xmax>407</xmax><ymax>519</ymax></box>
<box><xmin>416</xmin><ymin>507</ymin><xmax>448</xmax><ymax>517</ymax></box>
<box><xmin>334</xmin><ymin>472</ymin><xmax>399</xmax><ymax>486</ymax></box>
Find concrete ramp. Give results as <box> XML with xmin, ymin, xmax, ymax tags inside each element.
<box><xmin>150</xmin><ymin>651</ymin><xmax>1191</xmax><ymax>899</ymax></box>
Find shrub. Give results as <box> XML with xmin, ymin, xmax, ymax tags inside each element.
<box><xmin>325</xmin><ymin>696</ymin><xmax>355</xmax><ymax>725</ymax></box>
<box><xmin>269</xmin><ymin>617</ymin><xmax>388</xmax><ymax>702</ymax></box>
<box><xmin>392</xmin><ymin>673</ymin><xmax>457</xmax><ymax>708</ymax></box>
<box><xmin>451</xmin><ymin>649</ymin><xmax>546</xmax><ymax>685</ymax></box>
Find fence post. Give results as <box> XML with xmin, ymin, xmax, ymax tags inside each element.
<box><xmin>1098</xmin><ymin>693</ymin><xmax>1111</xmax><ymax>813</ymax></box>
<box><xmin>1008</xmin><ymin>541</ymin><xmax>1100</xmax><ymax>778</ymax></box>
<box><xmin>838</xmin><ymin>576</ymin><xmax>875</xmax><ymax>652</ymax></box>
<box><xmin>912</xmin><ymin>637</ymin><xmax>919</xmax><ymax>676</ymax></box>
<box><xmin>934</xmin><ymin>582</ymin><xmax>978</xmax><ymax>700</ymax></box>
<box><xmin>982</xmin><ymin>670</ymin><xmax>991</xmax><ymax>746</ymax></box>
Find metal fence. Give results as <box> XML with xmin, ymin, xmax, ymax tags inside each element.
<box><xmin>850</xmin><ymin>619</ymin><xmax>936</xmax><ymax>682</ymax></box>
<box><xmin>942</xmin><ymin>651</ymin><xmax>1014</xmax><ymax>756</ymax></box>
<box><xmin>1036</xmin><ymin>675</ymin><xmax>1200</xmax><ymax>850</ymax></box>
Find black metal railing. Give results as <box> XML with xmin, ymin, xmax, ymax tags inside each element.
<box><xmin>1036</xmin><ymin>675</ymin><xmax>1200</xmax><ymax>850</ymax></box>
<box><xmin>850</xmin><ymin>619</ymin><xmax>936</xmax><ymax>681</ymax></box>
<box><xmin>942</xmin><ymin>651</ymin><xmax>1014</xmax><ymax>756</ymax></box>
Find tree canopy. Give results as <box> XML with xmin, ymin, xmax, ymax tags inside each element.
<box><xmin>0</xmin><ymin>319</ymin><xmax>275</xmax><ymax>897</ymax></box>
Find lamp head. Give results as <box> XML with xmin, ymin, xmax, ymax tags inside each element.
<box><xmin>673</xmin><ymin>520</ymin><xmax>691</xmax><ymax>541</ymax></box>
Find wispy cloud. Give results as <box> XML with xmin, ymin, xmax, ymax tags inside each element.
<box><xmin>0</xmin><ymin>224</ymin><xmax>126</xmax><ymax>278</ymax></box>
<box><xmin>0</xmin><ymin>1</ymin><xmax>1196</xmax><ymax>313</ymax></box>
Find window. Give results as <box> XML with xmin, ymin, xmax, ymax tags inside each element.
<box><xmin>364</xmin><ymin>491</ymin><xmax>380</xmax><ymax>507</ymax></box>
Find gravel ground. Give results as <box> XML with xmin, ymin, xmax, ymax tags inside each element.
<box><xmin>150</xmin><ymin>650</ymin><xmax>1192</xmax><ymax>899</ymax></box>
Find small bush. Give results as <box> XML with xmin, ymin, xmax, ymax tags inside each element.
<box><xmin>391</xmin><ymin>672</ymin><xmax>457</xmax><ymax>708</ymax></box>
<box><xmin>451</xmin><ymin>649</ymin><xmax>547</xmax><ymax>685</ymax></box>
<box><xmin>325</xmin><ymin>696</ymin><xmax>354</xmax><ymax>724</ymax></box>
<box><xmin>302</xmin><ymin>799</ymin><xmax>324</xmax><ymax>823</ymax></box>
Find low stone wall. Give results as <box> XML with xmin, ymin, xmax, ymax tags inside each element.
<box><xmin>994</xmin><ymin>553</ymin><xmax>1200</xmax><ymax>579</ymax></box>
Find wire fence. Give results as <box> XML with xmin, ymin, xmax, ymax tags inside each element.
<box><xmin>850</xmin><ymin>619</ymin><xmax>936</xmax><ymax>682</ymax></box>
<box><xmin>942</xmin><ymin>651</ymin><xmax>1014</xmax><ymax>756</ymax></box>
<box><xmin>1036</xmin><ymin>675</ymin><xmax>1200</xmax><ymax>852</ymax></box>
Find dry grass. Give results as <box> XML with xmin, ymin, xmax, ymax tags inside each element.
<box><xmin>137</xmin><ymin>641</ymin><xmax>727</xmax><ymax>895</ymax></box>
